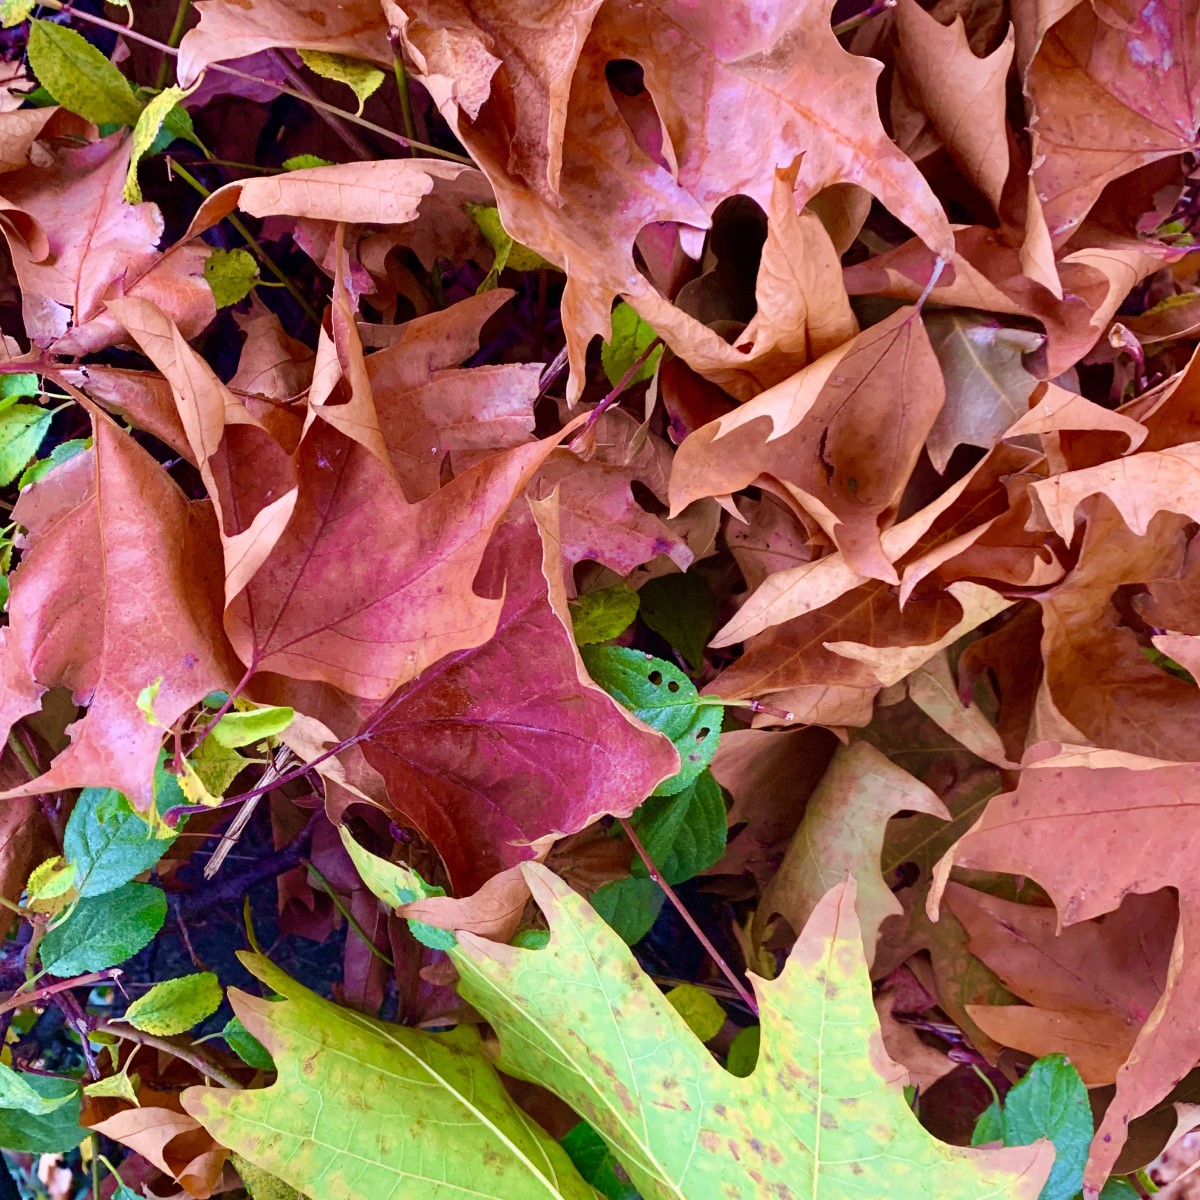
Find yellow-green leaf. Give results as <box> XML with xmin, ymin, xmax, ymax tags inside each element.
<box><xmin>124</xmin><ymin>972</ymin><xmax>222</xmax><ymax>1036</ymax></box>
<box><xmin>664</xmin><ymin>983</ymin><xmax>726</xmax><ymax>1043</ymax></box>
<box><xmin>210</xmin><ymin>705</ymin><xmax>294</xmax><ymax>749</ymax></box>
<box><xmin>451</xmin><ymin>865</ymin><xmax>1055</xmax><ymax>1200</ymax></box>
<box><xmin>0</xmin><ymin>0</ymin><xmax>34</xmax><ymax>30</ymax></box>
<box><xmin>124</xmin><ymin>86</ymin><xmax>183</xmax><ymax>204</ymax></box>
<box><xmin>204</xmin><ymin>248</ymin><xmax>259</xmax><ymax>309</ymax></box>
<box><xmin>136</xmin><ymin>677</ymin><xmax>164</xmax><ymax>727</ymax></box>
<box><xmin>182</xmin><ymin>953</ymin><xmax>596</xmax><ymax>1200</ymax></box>
<box><xmin>297</xmin><ymin>49</ymin><xmax>384</xmax><ymax>116</ymax></box>
<box><xmin>26</xmin><ymin>855</ymin><xmax>76</xmax><ymax>904</ymax></box>
<box><xmin>465</xmin><ymin>202</ymin><xmax>558</xmax><ymax>291</ymax></box>
<box><xmin>26</xmin><ymin>20</ymin><xmax>142</xmax><ymax>127</ymax></box>
<box><xmin>83</xmin><ymin>1071</ymin><xmax>140</xmax><ymax>1106</ymax></box>
<box><xmin>231</xmin><ymin>1154</ymin><xmax>298</xmax><ymax>1200</ymax></box>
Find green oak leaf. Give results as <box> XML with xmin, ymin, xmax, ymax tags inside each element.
<box><xmin>40</xmin><ymin>881</ymin><xmax>166</xmax><ymax>976</ymax></box>
<box><xmin>451</xmin><ymin>865</ymin><xmax>1054</xmax><ymax>1200</ymax></box>
<box><xmin>182</xmin><ymin>952</ymin><xmax>596</xmax><ymax>1200</ymax></box>
<box><xmin>581</xmin><ymin>646</ymin><xmax>719</xmax><ymax>795</ymax></box>
<box><xmin>125</xmin><ymin>972</ymin><xmax>223</xmax><ymax>1036</ymax></box>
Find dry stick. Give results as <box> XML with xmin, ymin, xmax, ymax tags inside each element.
<box><xmin>270</xmin><ymin>50</ymin><xmax>373</xmax><ymax>161</ymax></box>
<box><xmin>571</xmin><ymin>336</ymin><xmax>663</xmax><ymax>449</ymax></box>
<box><xmin>203</xmin><ymin>745</ymin><xmax>293</xmax><ymax>880</ymax></box>
<box><xmin>42</xmin><ymin>0</ymin><xmax>472</xmax><ymax>164</ymax></box>
<box><xmin>96</xmin><ymin>1021</ymin><xmax>242</xmax><ymax>1089</ymax></box>
<box><xmin>619</xmin><ymin>816</ymin><xmax>759</xmax><ymax>1017</ymax></box>
<box><xmin>0</xmin><ymin>970</ymin><xmax>122</xmax><ymax>1018</ymax></box>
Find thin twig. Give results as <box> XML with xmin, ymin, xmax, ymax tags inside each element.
<box><xmin>570</xmin><ymin>336</ymin><xmax>663</xmax><ymax>447</ymax></box>
<box><xmin>0</xmin><ymin>970</ymin><xmax>122</xmax><ymax>1017</ymax></box>
<box><xmin>270</xmin><ymin>50</ymin><xmax>373</xmax><ymax>161</ymax></box>
<box><xmin>832</xmin><ymin>0</ymin><xmax>897</xmax><ymax>37</ymax></box>
<box><xmin>153</xmin><ymin>0</ymin><xmax>192</xmax><ymax>90</ymax></box>
<box><xmin>203</xmin><ymin>746</ymin><xmax>292</xmax><ymax>879</ymax></box>
<box><xmin>389</xmin><ymin>41</ymin><xmax>418</xmax><ymax>153</ymax></box>
<box><xmin>619</xmin><ymin>817</ymin><xmax>759</xmax><ymax>1016</ymax></box>
<box><xmin>96</xmin><ymin>1021</ymin><xmax>243</xmax><ymax>1089</ymax></box>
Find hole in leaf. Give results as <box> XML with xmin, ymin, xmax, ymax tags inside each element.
<box><xmin>648</xmin><ymin>670</ymin><xmax>664</xmax><ymax>685</ymax></box>
<box><xmin>667</xmin><ymin>680</ymin><xmax>681</xmax><ymax>692</ymax></box>
<box><xmin>696</xmin><ymin>727</ymin><xmax>711</xmax><ymax>740</ymax></box>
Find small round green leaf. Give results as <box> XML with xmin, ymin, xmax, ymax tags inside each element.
<box><xmin>570</xmin><ymin>583</ymin><xmax>639</xmax><ymax>646</ymax></box>
<box><xmin>125</xmin><ymin>972</ymin><xmax>222</xmax><ymax>1036</ymax></box>
<box><xmin>204</xmin><ymin>248</ymin><xmax>260</xmax><ymax>309</ymax></box>
<box><xmin>664</xmin><ymin>984</ymin><xmax>726</xmax><ymax>1043</ymax></box>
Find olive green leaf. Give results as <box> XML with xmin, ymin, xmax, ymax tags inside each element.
<box><xmin>124</xmin><ymin>86</ymin><xmax>185</xmax><ymax>204</ymax></box>
<box><xmin>297</xmin><ymin>49</ymin><xmax>384</xmax><ymax>115</ymax></box>
<box><xmin>204</xmin><ymin>248</ymin><xmax>260</xmax><ymax>309</ymax></box>
<box><xmin>451</xmin><ymin>865</ymin><xmax>1055</xmax><ymax>1200</ymax></box>
<box><xmin>182</xmin><ymin>953</ymin><xmax>595</xmax><ymax>1200</ymax></box>
<box><xmin>125</xmin><ymin>972</ymin><xmax>223</xmax><ymax>1036</ymax></box>
<box><xmin>601</xmin><ymin>302</ymin><xmax>662</xmax><ymax>387</ymax></box>
<box><xmin>569</xmin><ymin>583</ymin><xmax>640</xmax><ymax>646</ymax></box>
<box><xmin>26</xmin><ymin>20</ymin><xmax>142</xmax><ymax>127</ymax></box>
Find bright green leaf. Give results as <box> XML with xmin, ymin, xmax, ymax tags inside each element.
<box><xmin>338</xmin><ymin>827</ymin><xmax>456</xmax><ymax>950</ymax></box>
<box><xmin>223</xmin><ymin>1016</ymin><xmax>275</xmax><ymax>1071</ymax></box>
<box><xmin>40</xmin><ymin>881</ymin><xmax>166</xmax><ymax>976</ymax></box>
<box><xmin>19</xmin><ymin>436</ymin><xmax>90</xmax><ymax>488</ymax></box>
<box><xmin>581</xmin><ymin>646</ymin><xmax>719</xmax><ymax>795</ymax></box>
<box><xmin>0</xmin><ymin>373</ymin><xmax>38</xmax><ymax>401</ymax></box>
<box><xmin>64</xmin><ymin>786</ymin><xmax>176</xmax><ymax>898</ymax></box>
<box><xmin>725</xmin><ymin>1024</ymin><xmax>759</xmax><ymax>1078</ymax></box>
<box><xmin>561</xmin><ymin>1122</ymin><xmax>639</xmax><ymax>1200</ymax></box>
<box><xmin>0</xmin><ymin>403</ymin><xmax>53</xmax><ymax>486</ymax></box>
<box><xmin>511</xmin><ymin>928</ymin><xmax>550</xmax><ymax>950</ymax></box>
<box><xmin>26</xmin><ymin>20</ymin><xmax>142</xmax><ymax>127</ymax></box>
<box><xmin>297</xmin><ymin>49</ymin><xmax>384</xmax><ymax>115</ymax></box>
<box><xmin>637</xmin><ymin>573</ymin><xmax>717</xmax><ymax>670</ymax></box>
<box><xmin>631</xmin><ymin>767</ymin><xmax>727</xmax><ymax>885</ymax></box>
<box><xmin>125</xmin><ymin>972</ymin><xmax>222</xmax><ymax>1036</ymax></box>
<box><xmin>210</xmin><ymin>705</ymin><xmax>294</xmax><ymax>749</ymax></box>
<box><xmin>972</xmin><ymin>1099</ymin><xmax>1004</xmax><ymax>1146</ymax></box>
<box><xmin>665</xmin><ymin>984</ymin><xmax>725</xmax><ymax>1043</ymax></box>
<box><xmin>465</xmin><ymin>201</ymin><xmax>557</xmax><ymax>290</ymax></box>
<box><xmin>204</xmin><ymin>248</ymin><xmax>260</xmax><ymax>309</ymax></box>
<box><xmin>124</xmin><ymin>86</ymin><xmax>184</xmax><ymax>204</ymax></box>
<box><xmin>0</xmin><ymin>1064</ymin><xmax>76</xmax><ymax>1116</ymax></box>
<box><xmin>570</xmin><ymin>583</ymin><xmax>639</xmax><ymax>646</ymax></box>
<box><xmin>451</xmin><ymin>866</ymin><xmax>1052</xmax><ymax>1200</ymax></box>
<box><xmin>182</xmin><ymin>953</ymin><xmax>596</xmax><ymax>1200</ymax></box>
<box><xmin>26</xmin><ymin>855</ymin><xmax>77</xmax><ymax>908</ymax></box>
<box><xmin>601</xmin><ymin>302</ymin><xmax>662</xmax><ymax>387</ymax></box>
<box><xmin>0</xmin><ymin>1074</ymin><xmax>84</xmax><ymax>1153</ymax></box>
<box><xmin>281</xmin><ymin>154</ymin><xmax>332</xmax><ymax>171</ymax></box>
<box><xmin>590</xmin><ymin>875</ymin><xmax>663</xmax><ymax>945</ymax></box>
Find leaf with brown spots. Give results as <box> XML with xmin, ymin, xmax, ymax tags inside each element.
<box><xmin>182</xmin><ymin>952</ymin><xmax>596</xmax><ymax>1200</ymax></box>
<box><xmin>449</xmin><ymin>864</ymin><xmax>1053</xmax><ymax>1200</ymax></box>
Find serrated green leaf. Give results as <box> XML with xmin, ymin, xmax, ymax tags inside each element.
<box><xmin>64</xmin><ymin>785</ymin><xmax>176</xmax><ymax>898</ymax></box>
<box><xmin>204</xmin><ymin>247</ymin><xmax>260</xmax><ymax>309</ymax></box>
<box><xmin>637</xmin><ymin>573</ymin><xmax>716</xmax><ymax>670</ymax></box>
<box><xmin>451</xmin><ymin>865</ymin><xmax>1052</xmax><ymax>1200</ymax></box>
<box><xmin>0</xmin><ymin>0</ymin><xmax>35</xmax><ymax>29</ymax></box>
<box><xmin>725</xmin><ymin>1025</ymin><xmax>759</xmax><ymax>1078</ymax></box>
<box><xmin>581</xmin><ymin>646</ymin><xmax>719</xmax><ymax>795</ymax></box>
<box><xmin>125</xmin><ymin>972</ymin><xmax>222</xmax><ymax>1036</ymax></box>
<box><xmin>297</xmin><ymin>49</ymin><xmax>385</xmax><ymax>115</ymax></box>
<box><xmin>281</xmin><ymin>154</ymin><xmax>332</xmax><ymax>171</ymax></box>
<box><xmin>210</xmin><ymin>705</ymin><xmax>294</xmax><ymax>749</ymax></box>
<box><xmin>124</xmin><ymin>86</ymin><xmax>184</xmax><ymax>204</ymax></box>
<box><xmin>40</xmin><ymin>881</ymin><xmax>166</xmax><ymax>976</ymax></box>
<box><xmin>570</xmin><ymin>584</ymin><xmax>639</xmax><ymax>646</ymax></box>
<box><xmin>601</xmin><ymin>302</ymin><xmax>662</xmax><ymax>387</ymax></box>
<box><xmin>223</xmin><ymin>1015</ymin><xmax>275</xmax><ymax>1071</ymax></box>
<box><xmin>26</xmin><ymin>855</ymin><xmax>77</xmax><ymax>907</ymax></box>
<box><xmin>26</xmin><ymin>20</ymin><xmax>142</xmax><ymax>127</ymax></box>
<box><xmin>590</xmin><ymin>875</ymin><xmax>663</xmax><ymax>945</ymax></box>
<box><xmin>995</xmin><ymin>1055</ymin><xmax>1091</xmax><ymax>1200</ymax></box>
<box><xmin>19</xmin><ymin>436</ymin><xmax>90</xmax><ymax>488</ymax></box>
<box><xmin>0</xmin><ymin>373</ymin><xmax>38</xmax><ymax>401</ymax></box>
<box><xmin>182</xmin><ymin>953</ymin><xmax>596</xmax><ymax>1200</ymax></box>
<box><xmin>231</xmin><ymin>1154</ymin><xmax>299</xmax><ymax>1200</ymax></box>
<box><xmin>338</xmin><ymin>827</ymin><xmax>456</xmax><ymax>950</ymax></box>
<box><xmin>664</xmin><ymin>984</ymin><xmax>725</xmax><ymax>1043</ymax></box>
<box><xmin>0</xmin><ymin>403</ymin><xmax>53</xmax><ymax>486</ymax></box>
<box><xmin>0</xmin><ymin>1073</ymin><xmax>84</xmax><ymax>1153</ymax></box>
<box><xmin>562</xmin><ymin>1122</ymin><xmax>639</xmax><ymax>1200</ymax></box>
<box><xmin>631</xmin><ymin>767</ymin><xmax>726</xmax><ymax>885</ymax></box>
<box><xmin>0</xmin><ymin>1064</ymin><xmax>76</xmax><ymax>1116</ymax></box>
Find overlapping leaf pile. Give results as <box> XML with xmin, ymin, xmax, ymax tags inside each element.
<box><xmin>0</xmin><ymin>0</ymin><xmax>1196</xmax><ymax>1197</ymax></box>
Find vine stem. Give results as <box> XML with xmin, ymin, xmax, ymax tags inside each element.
<box><xmin>96</xmin><ymin>1020</ymin><xmax>243</xmax><ymax>1089</ymax></box>
<box><xmin>39</xmin><ymin>0</ymin><xmax>472</xmax><ymax>164</ymax></box>
<box><xmin>570</xmin><ymin>336</ymin><xmax>663</xmax><ymax>449</ymax></box>
<box><xmin>618</xmin><ymin>816</ymin><xmax>759</xmax><ymax>1017</ymax></box>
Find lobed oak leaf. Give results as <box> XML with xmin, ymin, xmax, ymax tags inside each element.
<box><xmin>0</xmin><ymin>407</ymin><xmax>236</xmax><ymax>808</ymax></box>
<box><xmin>931</xmin><ymin>742</ymin><xmax>1200</xmax><ymax>1190</ymax></box>
<box><xmin>670</xmin><ymin>307</ymin><xmax>945</xmax><ymax>584</ymax></box>
<box><xmin>176</xmin><ymin>0</ymin><xmax>391</xmax><ymax>88</ymax></box>
<box><xmin>355</xmin><ymin>496</ymin><xmax>679</xmax><ymax>893</ymax></box>
<box><xmin>945</xmin><ymin>883</ymin><xmax>1174</xmax><ymax>1086</ymax></box>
